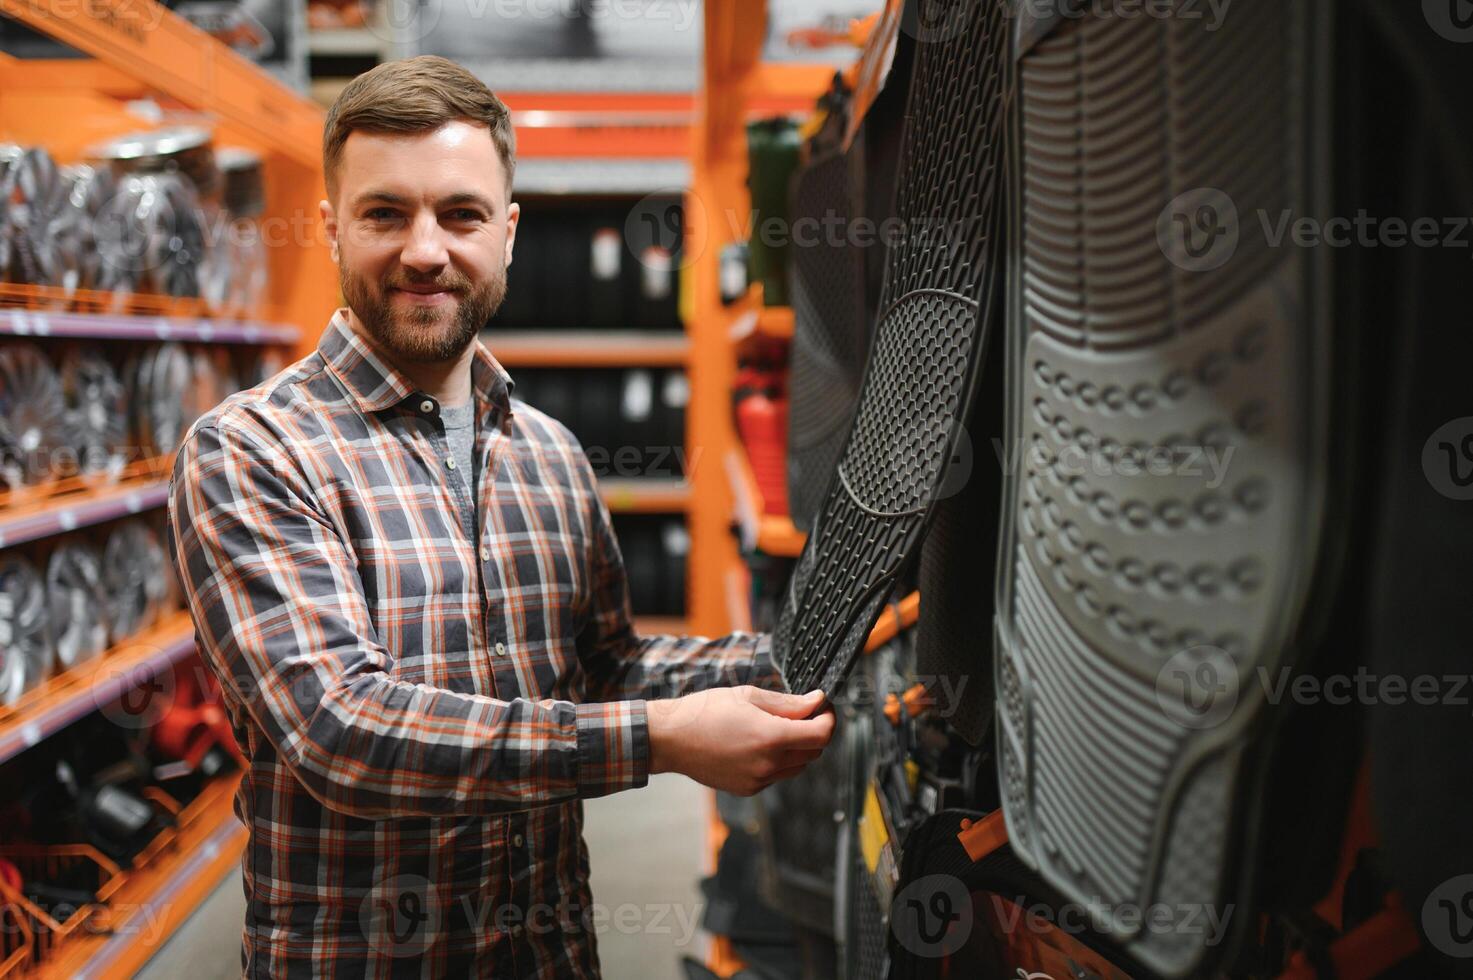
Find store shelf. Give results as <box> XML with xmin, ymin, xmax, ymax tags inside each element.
<box><xmin>484</xmin><ymin>330</ymin><xmax>690</xmax><ymax>368</ymax></box>
<box><xmin>0</xmin><ymin>308</ymin><xmax>299</xmax><ymax>345</ymax></box>
<box><xmin>45</xmin><ymin>772</ymin><xmax>246</xmax><ymax>980</ymax></box>
<box><xmin>724</xmin><ymin>448</ymin><xmax>803</xmax><ymax>556</ymax></box>
<box><xmin>513</xmin><ymin>158</ymin><xmax>692</xmax><ymax>195</ymax></box>
<box><xmin>0</xmin><ymin>1</ymin><xmax>322</xmax><ymax>169</ymax></box>
<box><xmin>728</xmin><ymin>294</ymin><xmax>795</xmax><ymax>343</ymax></box>
<box><xmin>0</xmin><ymin>474</ymin><xmax>168</xmax><ymax>550</ymax></box>
<box><xmin>0</xmin><ymin>613</ymin><xmax>195</xmax><ymax>766</ymax></box>
<box><xmin>306</xmin><ymin>27</ymin><xmax>392</xmax><ymax>56</ymax></box>
<box><xmin>634</xmin><ymin>616</ymin><xmax>688</xmax><ymax>636</ymax></box>
<box><xmin>756</xmin><ymin>515</ymin><xmax>806</xmax><ymax>557</ymax></box>
<box><xmin>600</xmin><ymin>478</ymin><xmax>691</xmax><ymax>514</ymax></box>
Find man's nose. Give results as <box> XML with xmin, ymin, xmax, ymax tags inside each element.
<box><xmin>400</xmin><ymin>212</ymin><xmax>449</xmax><ymax>273</ymax></box>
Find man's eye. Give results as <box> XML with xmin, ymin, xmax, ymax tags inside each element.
<box><xmin>447</xmin><ymin>209</ymin><xmax>484</xmax><ymax>221</ymax></box>
<box><xmin>364</xmin><ymin>208</ymin><xmax>399</xmax><ymax>221</ymax></box>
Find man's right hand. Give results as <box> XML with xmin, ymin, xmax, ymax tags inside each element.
<box><xmin>646</xmin><ymin>687</ymin><xmax>836</xmax><ymax>796</ymax></box>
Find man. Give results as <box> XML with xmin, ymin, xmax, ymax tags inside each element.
<box><xmin>167</xmin><ymin>55</ymin><xmax>833</xmax><ymax>978</ymax></box>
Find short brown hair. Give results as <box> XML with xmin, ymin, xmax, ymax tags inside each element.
<box><xmin>323</xmin><ymin>55</ymin><xmax>516</xmax><ymax>201</ymax></box>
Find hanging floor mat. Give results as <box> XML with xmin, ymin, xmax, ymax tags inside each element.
<box><xmin>0</xmin><ymin>555</ymin><xmax>53</xmax><ymax>706</ymax></box>
<box><xmin>773</xmin><ymin>0</ymin><xmax>1010</xmax><ymax>697</ymax></box>
<box><xmin>995</xmin><ymin>3</ymin><xmax>1329</xmax><ymax>976</ymax></box>
<box><xmin>785</xmin><ymin>144</ymin><xmax>870</xmax><ymax>533</ymax></box>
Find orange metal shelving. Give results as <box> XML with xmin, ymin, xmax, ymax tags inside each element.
<box><xmin>0</xmin><ymin>611</ymin><xmax>196</xmax><ymax>765</ymax></box>
<box><xmin>483</xmin><ymin>329</ymin><xmax>690</xmax><ymax>369</ymax></box>
<box><xmin>600</xmin><ymin>477</ymin><xmax>691</xmax><ymax>515</ymax></box>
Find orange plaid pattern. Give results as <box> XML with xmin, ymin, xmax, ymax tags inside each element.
<box><xmin>167</xmin><ymin>310</ymin><xmax>773</xmax><ymax>977</ymax></box>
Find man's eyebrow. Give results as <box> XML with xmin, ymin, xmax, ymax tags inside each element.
<box><xmin>437</xmin><ymin>192</ymin><xmax>497</xmax><ymax>213</ymax></box>
<box><xmin>351</xmin><ymin>189</ymin><xmax>410</xmax><ymax>210</ymax></box>
<box><xmin>349</xmin><ymin>190</ymin><xmax>497</xmax><ymax>213</ymax></box>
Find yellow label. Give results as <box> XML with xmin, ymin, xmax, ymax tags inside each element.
<box><xmin>858</xmin><ymin>783</ymin><xmax>889</xmax><ymax>873</ymax></box>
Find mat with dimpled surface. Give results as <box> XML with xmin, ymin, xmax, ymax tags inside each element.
<box><xmin>773</xmin><ymin>0</ymin><xmax>1010</xmax><ymax>698</ymax></box>
<box><xmin>995</xmin><ymin>3</ymin><xmax>1330</xmax><ymax>976</ymax></box>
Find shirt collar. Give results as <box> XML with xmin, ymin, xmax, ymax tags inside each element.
<box><xmin>318</xmin><ymin>308</ymin><xmax>515</xmax><ymax>420</ymax></box>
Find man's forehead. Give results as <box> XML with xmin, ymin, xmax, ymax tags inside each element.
<box><xmin>339</xmin><ymin>122</ymin><xmax>507</xmax><ymax>197</ymax></box>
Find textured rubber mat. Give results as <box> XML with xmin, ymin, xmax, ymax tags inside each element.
<box><xmin>773</xmin><ymin>0</ymin><xmax>1010</xmax><ymax>697</ymax></box>
<box><xmin>786</xmin><ymin>145</ymin><xmax>870</xmax><ymax>533</ymax></box>
<box><xmin>755</xmin><ymin>714</ymin><xmax>847</xmax><ymax>935</ymax></box>
<box><xmin>995</xmin><ymin>4</ymin><xmax>1328</xmax><ymax>976</ymax></box>
<box><xmin>916</xmin><ymin>328</ymin><xmax>1004</xmax><ymax>746</ymax></box>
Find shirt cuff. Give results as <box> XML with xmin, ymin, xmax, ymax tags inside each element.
<box><xmin>574</xmin><ymin>699</ymin><xmax>650</xmax><ymax>799</ymax></box>
<box><xmin>741</xmin><ymin>633</ymin><xmax>786</xmax><ymax>692</ymax></box>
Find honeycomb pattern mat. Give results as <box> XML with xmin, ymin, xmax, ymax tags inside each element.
<box><xmin>773</xmin><ymin>0</ymin><xmax>1009</xmax><ymax>697</ymax></box>
<box><xmin>995</xmin><ymin>3</ymin><xmax>1328</xmax><ymax>976</ymax></box>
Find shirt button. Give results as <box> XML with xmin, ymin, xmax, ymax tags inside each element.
<box><xmin>480</xmin><ymin>546</ymin><xmax>491</xmax><ymax>561</ymax></box>
<box><xmin>445</xmin><ymin>458</ymin><xmax>457</xmax><ymax>470</ymax></box>
<box><xmin>419</xmin><ymin>399</ymin><xmax>434</xmax><ymax>414</ymax></box>
<box><xmin>495</xmin><ymin>642</ymin><xmax>507</xmax><ymax>656</ymax></box>
<box><xmin>512</xmin><ymin>834</ymin><xmax>524</xmax><ymax>848</ymax></box>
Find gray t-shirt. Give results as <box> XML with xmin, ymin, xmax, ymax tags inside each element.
<box><xmin>440</xmin><ymin>400</ymin><xmax>477</xmax><ymax>500</ymax></box>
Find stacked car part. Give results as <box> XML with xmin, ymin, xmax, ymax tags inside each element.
<box><xmin>0</xmin><ymin>519</ymin><xmax>176</xmax><ymax>709</ymax></box>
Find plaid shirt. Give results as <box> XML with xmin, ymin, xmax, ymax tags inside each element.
<box><xmin>167</xmin><ymin>310</ymin><xmax>774</xmax><ymax>978</ymax></box>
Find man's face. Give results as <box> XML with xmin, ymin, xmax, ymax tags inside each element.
<box><xmin>321</xmin><ymin>120</ymin><xmax>519</xmax><ymax>364</ymax></box>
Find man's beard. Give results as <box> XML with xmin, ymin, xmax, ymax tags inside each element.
<box><xmin>340</xmin><ymin>262</ymin><xmax>506</xmax><ymax>364</ymax></box>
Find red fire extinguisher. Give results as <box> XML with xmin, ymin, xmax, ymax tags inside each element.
<box><xmin>736</xmin><ymin>382</ymin><xmax>789</xmax><ymax>517</ymax></box>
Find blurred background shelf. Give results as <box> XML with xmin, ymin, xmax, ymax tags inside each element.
<box><xmin>41</xmin><ymin>772</ymin><xmax>247</xmax><ymax>980</ymax></box>
<box><xmin>633</xmin><ymin>616</ymin><xmax>688</xmax><ymax>636</ymax></box>
<box><xmin>485</xmin><ymin>330</ymin><xmax>690</xmax><ymax>368</ymax></box>
<box><xmin>601</xmin><ymin>478</ymin><xmax>691</xmax><ymax>514</ymax></box>
<box><xmin>0</xmin><ymin>612</ymin><xmax>195</xmax><ymax>765</ymax></box>
<box><xmin>0</xmin><ymin>472</ymin><xmax>169</xmax><ymax>549</ymax></box>
<box><xmin>0</xmin><ymin>308</ymin><xmax>300</xmax><ymax>345</ymax></box>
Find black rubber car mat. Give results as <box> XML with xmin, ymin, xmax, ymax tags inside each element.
<box><xmin>755</xmin><ymin>708</ymin><xmax>847</xmax><ymax>935</ymax></box>
<box><xmin>786</xmin><ymin>144</ymin><xmax>870</xmax><ymax>533</ymax></box>
<box><xmin>915</xmin><ymin>327</ymin><xmax>1004</xmax><ymax>746</ymax></box>
<box><xmin>994</xmin><ymin>3</ymin><xmax>1330</xmax><ymax>977</ymax></box>
<box><xmin>773</xmin><ymin>0</ymin><xmax>1010</xmax><ymax>698</ymax></box>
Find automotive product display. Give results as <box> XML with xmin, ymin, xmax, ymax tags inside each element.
<box><xmin>45</xmin><ymin>539</ymin><xmax>110</xmax><ymax>670</ymax></box>
<box><xmin>0</xmin><ymin>145</ymin><xmax>73</xmax><ymax>297</ymax></box>
<box><xmin>772</xmin><ymin>0</ymin><xmax>1008</xmax><ymax>697</ymax></box>
<box><xmin>0</xmin><ymin>555</ymin><xmax>53</xmax><ymax>707</ymax></box>
<box><xmin>102</xmin><ymin>519</ymin><xmax>169</xmax><ymax>642</ymax></box>
<box><xmin>995</xmin><ymin>3</ymin><xmax>1330</xmax><ymax>976</ymax></box>
<box><xmin>0</xmin><ymin>342</ymin><xmax>73</xmax><ymax>487</ymax></box>
<box><xmin>60</xmin><ymin>348</ymin><xmax>128</xmax><ymax>476</ymax></box>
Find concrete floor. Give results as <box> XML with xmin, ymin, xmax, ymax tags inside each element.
<box><xmin>135</xmin><ymin>774</ymin><xmax>710</xmax><ymax>979</ymax></box>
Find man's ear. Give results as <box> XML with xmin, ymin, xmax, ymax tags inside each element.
<box><xmin>504</xmin><ymin>200</ymin><xmax>520</xmax><ymax>268</ymax></box>
<box><xmin>320</xmin><ymin>198</ymin><xmax>339</xmax><ymax>265</ymax></box>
